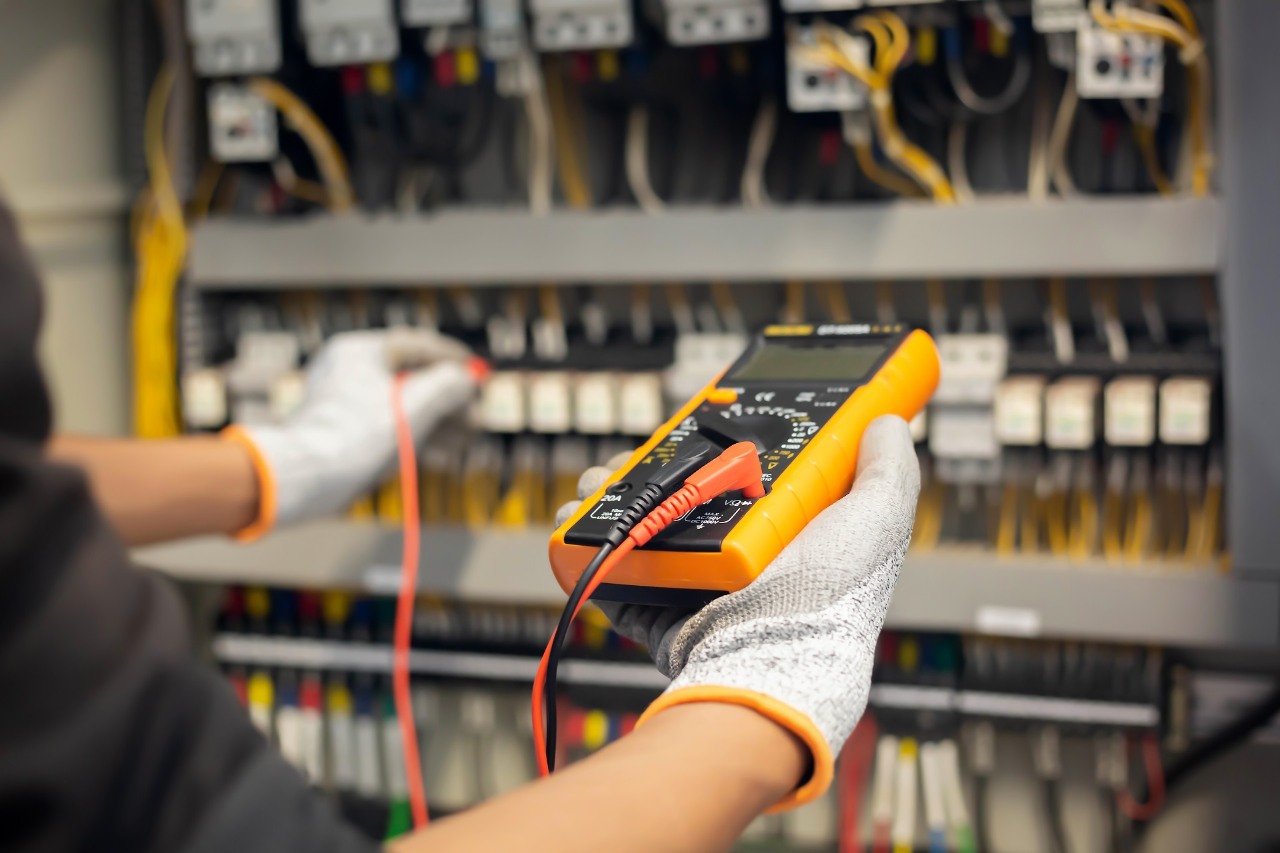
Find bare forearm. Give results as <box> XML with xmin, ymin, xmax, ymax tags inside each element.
<box><xmin>390</xmin><ymin>703</ymin><xmax>806</xmax><ymax>853</ymax></box>
<box><xmin>48</xmin><ymin>435</ymin><xmax>258</xmax><ymax>546</ymax></box>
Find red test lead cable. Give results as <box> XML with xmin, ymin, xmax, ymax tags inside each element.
<box><xmin>390</xmin><ymin>374</ymin><xmax>429</xmax><ymax>829</ymax></box>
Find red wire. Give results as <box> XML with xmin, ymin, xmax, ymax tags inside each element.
<box><xmin>838</xmin><ymin>715</ymin><xmax>879</xmax><ymax>853</ymax></box>
<box><xmin>532</xmin><ymin>539</ymin><xmax>636</xmax><ymax>777</ymax></box>
<box><xmin>391</xmin><ymin>374</ymin><xmax>429</xmax><ymax>828</ymax></box>
<box><xmin>1116</xmin><ymin>733</ymin><xmax>1165</xmax><ymax>822</ymax></box>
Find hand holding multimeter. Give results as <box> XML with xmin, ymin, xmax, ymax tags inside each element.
<box><xmin>535</xmin><ymin>325</ymin><xmax>940</xmax><ymax>810</ymax></box>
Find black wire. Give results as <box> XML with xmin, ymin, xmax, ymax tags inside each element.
<box><xmin>543</xmin><ymin>542</ymin><xmax>615</xmax><ymax>772</ymax></box>
<box><xmin>973</xmin><ymin>773</ymin><xmax>991</xmax><ymax>853</ymax></box>
<box><xmin>1042</xmin><ymin>778</ymin><xmax>1068</xmax><ymax>853</ymax></box>
<box><xmin>1154</xmin><ymin>683</ymin><xmax>1280</xmax><ymax>799</ymax></box>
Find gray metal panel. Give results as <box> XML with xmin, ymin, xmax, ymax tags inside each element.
<box><xmin>133</xmin><ymin>522</ymin><xmax>566</xmax><ymax>604</ymax></box>
<box><xmin>888</xmin><ymin>549</ymin><xmax>1279</xmax><ymax>649</ymax></box>
<box><xmin>1219</xmin><ymin>1</ymin><xmax>1280</xmax><ymax>578</ymax></box>
<box><xmin>137</xmin><ymin>523</ymin><xmax>1279</xmax><ymax>648</ymax></box>
<box><xmin>188</xmin><ymin>199</ymin><xmax>1220</xmax><ymax>288</ymax></box>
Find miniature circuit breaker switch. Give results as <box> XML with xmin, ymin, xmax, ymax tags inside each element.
<box><xmin>531</xmin><ymin>0</ymin><xmax>634</xmax><ymax>51</ymax></box>
<box><xmin>185</xmin><ymin>0</ymin><xmax>282</xmax><ymax>76</ymax></box>
<box><xmin>299</xmin><ymin>0</ymin><xmax>400</xmax><ymax>66</ymax></box>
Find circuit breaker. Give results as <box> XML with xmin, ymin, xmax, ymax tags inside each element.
<box><xmin>298</xmin><ymin>0</ymin><xmax>400</xmax><ymax>66</ymax></box>
<box><xmin>531</xmin><ymin>0</ymin><xmax>634</xmax><ymax>51</ymax></box>
<box><xmin>929</xmin><ymin>334</ymin><xmax>1008</xmax><ymax>482</ymax></box>
<box><xmin>207</xmin><ymin>84</ymin><xmax>279</xmax><ymax>163</ymax></box>
<box><xmin>185</xmin><ymin>0</ymin><xmax>282</xmax><ymax>76</ymax></box>
<box><xmin>402</xmin><ymin>0</ymin><xmax>473</xmax><ymax>27</ymax></box>
<box><xmin>1076</xmin><ymin>23</ymin><xmax>1164</xmax><ymax>99</ymax></box>
<box><xmin>781</xmin><ymin>0</ymin><xmax>862</xmax><ymax>14</ymax></box>
<box><xmin>1032</xmin><ymin>0</ymin><xmax>1084</xmax><ymax>33</ymax></box>
<box><xmin>648</xmin><ymin>0</ymin><xmax>769</xmax><ymax>47</ymax></box>
<box><xmin>786</xmin><ymin>25</ymin><xmax>868</xmax><ymax>112</ymax></box>
<box><xmin>479</xmin><ymin>0</ymin><xmax>525</xmax><ymax>59</ymax></box>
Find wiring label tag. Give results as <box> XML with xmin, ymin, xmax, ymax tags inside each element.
<box><xmin>976</xmin><ymin>606</ymin><xmax>1042</xmax><ymax>638</ymax></box>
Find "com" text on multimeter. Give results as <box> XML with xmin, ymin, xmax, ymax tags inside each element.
<box><xmin>549</xmin><ymin>323</ymin><xmax>940</xmax><ymax>607</ymax></box>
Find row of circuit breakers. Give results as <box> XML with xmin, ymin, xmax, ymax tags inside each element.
<box><xmin>190</xmin><ymin>0</ymin><xmax>1170</xmax><ymax>163</ymax></box>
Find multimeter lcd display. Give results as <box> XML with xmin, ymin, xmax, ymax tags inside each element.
<box><xmin>728</xmin><ymin>342</ymin><xmax>889</xmax><ymax>382</ymax></box>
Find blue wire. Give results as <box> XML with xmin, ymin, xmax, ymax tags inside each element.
<box><xmin>929</xmin><ymin>827</ymin><xmax>948</xmax><ymax>853</ymax></box>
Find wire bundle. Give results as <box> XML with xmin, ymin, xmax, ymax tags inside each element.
<box><xmin>131</xmin><ymin>67</ymin><xmax>187</xmax><ymax>438</ymax></box>
<box><xmin>811</xmin><ymin>12</ymin><xmax>956</xmax><ymax>203</ymax></box>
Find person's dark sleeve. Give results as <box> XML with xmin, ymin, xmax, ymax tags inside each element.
<box><xmin>0</xmin><ymin>205</ymin><xmax>380</xmax><ymax>853</ymax></box>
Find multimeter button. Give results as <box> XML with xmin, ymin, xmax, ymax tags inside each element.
<box><xmin>706</xmin><ymin>388</ymin><xmax>738</xmax><ymax>405</ymax></box>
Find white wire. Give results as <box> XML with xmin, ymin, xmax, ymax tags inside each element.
<box><xmin>1047</xmin><ymin>73</ymin><xmax>1080</xmax><ymax>197</ymax></box>
<box><xmin>948</xmin><ymin>122</ymin><xmax>976</xmax><ymax>204</ymax></box>
<box><xmin>518</xmin><ymin>51</ymin><xmax>553</xmax><ymax>216</ymax></box>
<box><xmin>740</xmin><ymin>96</ymin><xmax>778</xmax><ymax>209</ymax></box>
<box><xmin>1027</xmin><ymin>62</ymin><xmax>1052</xmax><ymax>201</ymax></box>
<box><xmin>945</xmin><ymin>42</ymin><xmax>1032</xmax><ymax>116</ymax></box>
<box><xmin>937</xmin><ymin>739</ymin><xmax>973</xmax><ymax>831</ymax></box>
<box><xmin>625</xmin><ymin>106</ymin><xmax>665</xmax><ymax>215</ymax></box>
<box><xmin>871</xmin><ymin>735</ymin><xmax>899</xmax><ymax>828</ymax></box>
<box><xmin>891</xmin><ymin>741</ymin><xmax>919</xmax><ymax>849</ymax></box>
<box><xmin>919</xmin><ymin>743</ymin><xmax>948</xmax><ymax>834</ymax></box>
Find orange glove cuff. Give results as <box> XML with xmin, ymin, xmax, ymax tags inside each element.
<box><xmin>220</xmin><ymin>425</ymin><xmax>277</xmax><ymax>542</ymax></box>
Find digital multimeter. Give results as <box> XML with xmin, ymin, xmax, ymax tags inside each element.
<box><xmin>549</xmin><ymin>323</ymin><xmax>940</xmax><ymax>607</ymax></box>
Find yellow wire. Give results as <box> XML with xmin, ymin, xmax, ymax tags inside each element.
<box><xmin>1133</xmin><ymin>124</ymin><xmax>1175</xmax><ymax>197</ymax></box>
<box><xmin>1153</xmin><ymin>0</ymin><xmax>1199</xmax><ymax>37</ymax></box>
<box><xmin>996</xmin><ymin>483</ymin><xmax>1019</xmax><ymax>556</ymax></box>
<box><xmin>854</xmin><ymin>141</ymin><xmax>927</xmax><ymax>198</ymax></box>
<box><xmin>1021</xmin><ymin>487</ymin><xmax>1042</xmax><ymax>554</ymax></box>
<box><xmin>784</xmin><ymin>281</ymin><xmax>807</xmax><ymax>323</ymax></box>
<box><xmin>822</xmin><ymin>281</ymin><xmax>853</xmax><ymax>323</ymax></box>
<box><xmin>131</xmin><ymin>65</ymin><xmax>185</xmax><ymax>438</ymax></box>
<box><xmin>1046</xmin><ymin>488</ymin><xmax>1070</xmax><ymax>557</ymax></box>
<box><xmin>866</xmin><ymin>9</ymin><xmax>912</xmax><ymax>74</ymax></box>
<box><xmin>817</xmin><ymin>17</ymin><xmax>955</xmax><ymax>204</ymax></box>
<box><xmin>189</xmin><ymin>161</ymin><xmax>225</xmax><ymax>221</ymax></box>
<box><xmin>711</xmin><ymin>281</ymin><xmax>742</xmax><ymax>329</ymax></box>
<box><xmin>1103</xmin><ymin>485</ymin><xmax>1125</xmax><ymax>562</ymax></box>
<box><xmin>1068</xmin><ymin>489</ymin><xmax>1098</xmax><ymax>560</ymax></box>
<box><xmin>544</xmin><ymin>58</ymin><xmax>593</xmax><ymax>210</ymax></box>
<box><xmin>1123</xmin><ymin>491</ymin><xmax>1152</xmax><ymax>561</ymax></box>
<box><xmin>856</xmin><ymin>15</ymin><xmax>894</xmax><ymax>74</ymax></box>
<box><xmin>249</xmin><ymin>78</ymin><xmax>354</xmax><ymax>211</ymax></box>
<box><xmin>1197</xmin><ymin>481</ymin><xmax>1222</xmax><ymax>561</ymax></box>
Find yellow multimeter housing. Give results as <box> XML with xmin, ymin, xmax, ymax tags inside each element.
<box><xmin>549</xmin><ymin>324</ymin><xmax>940</xmax><ymax>607</ymax></box>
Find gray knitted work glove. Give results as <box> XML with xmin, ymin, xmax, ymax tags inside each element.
<box><xmin>223</xmin><ymin>329</ymin><xmax>479</xmax><ymax>538</ymax></box>
<box><xmin>554</xmin><ymin>415</ymin><xmax>919</xmax><ymax>810</ymax></box>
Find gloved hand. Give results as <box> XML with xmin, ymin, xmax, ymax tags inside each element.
<box><xmin>554</xmin><ymin>416</ymin><xmax>919</xmax><ymax>810</ymax></box>
<box><xmin>223</xmin><ymin>329</ymin><xmax>479</xmax><ymax>539</ymax></box>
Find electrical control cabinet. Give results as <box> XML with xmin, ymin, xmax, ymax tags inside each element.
<box><xmin>299</xmin><ymin>0</ymin><xmax>399</xmax><ymax>66</ymax></box>
<box><xmin>185</xmin><ymin>0</ymin><xmax>282</xmax><ymax>76</ymax></box>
